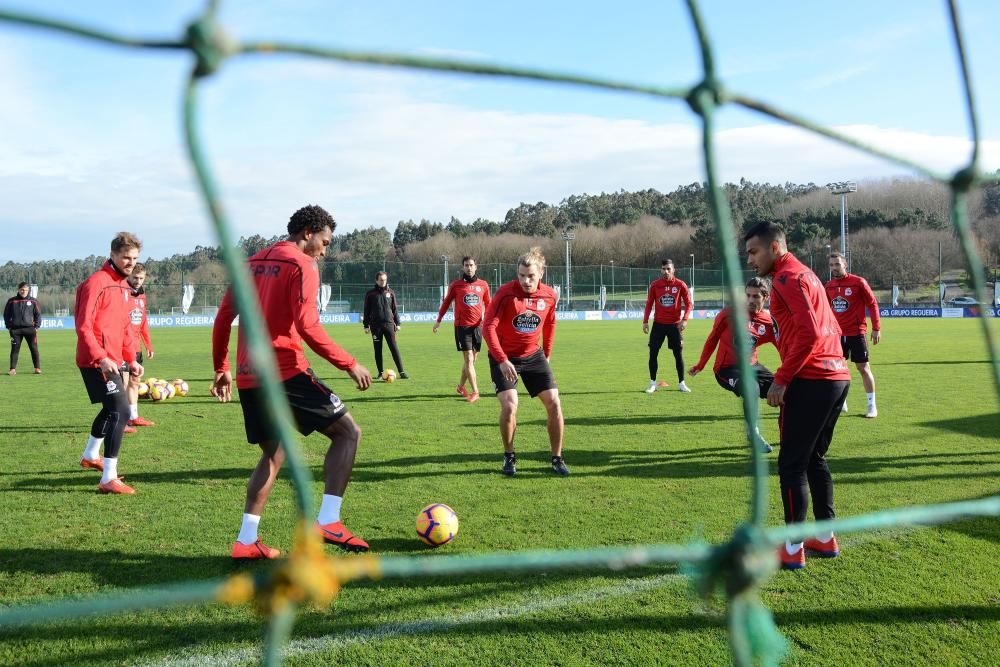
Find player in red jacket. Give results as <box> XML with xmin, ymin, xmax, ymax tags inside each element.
<box><xmin>212</xmin><ymin>205</ymin><xmax>373</xmax><ymax>560</ymax></box>
<box><xmin>642</xmin><ymin>259</ymin><xmax>693</xmax><ymax>393</ymax></box>
<box><xmin>75</xmin><ymin>232</ymin><xmax>144</xmax><ymax>495</ymax></box>
<box><xmin>826</xmin><ymin>252</ymin><xmax>881</xmax><ymax>418</ymax></box>
<box><xmin>745</xmin><ymin>222</ymin><xmax>850</xmax><ymax>570</ymax></box>
<box><xmin>433</xmin><ymin>256</ymin><xmax>491</xmax><ymax>402</ymax></box>
<box><xmin>124</xmin><ymin>264</ymin><xmax>156</xmax><ymax>428</ymax></box>
<box><xmin>688</xmin><ymin>277</ymin><xmax>776</xmax><ymax>452</ymax></box>
<box><xmin>483</xmin><ymin>247</ymin><xmax>568</xmax><ymax>477</ymax></box>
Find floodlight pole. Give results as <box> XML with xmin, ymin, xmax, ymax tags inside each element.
<box><xmin>441</xmin><ymin>255</ymin><xmax>449</xmax><ymax>301</ymax></box>
<box><xmin>825</xmin><ymin>244</ymin><xmax>832</xmax><ymax>281</ymax></box>
<box><xmin>562</xmin><ymin>229</ymin><xmax>575</xmax><ymax>309</ymax></box>
<box><xmin>610</xmin><ymin>260</ymin><xmax>615</xmax><ymax>306</ymax></box>
<box><xmin>826</xmin><ymin>181</ymin><xmax>857</xmax><ymax>260</ymax></box>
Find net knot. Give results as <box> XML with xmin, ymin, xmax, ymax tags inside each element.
<box><xmin>217</xmin><ymin>521</ymin><xmax>382</xmax><ymax>615</ymax></box>
<box><xmin>184</xmin><ymin>16</ymin><xmax>235</xmax><ymax>78</ymax></box>
<box><xmin>951</xmin><ymin>165</ymin><xmax>978</xmax><ymax>192</ymax></box>
<box><xmin>685</xmin><ymin>79</ymin><xmax>724</xmax><ymax>117</ymax></box>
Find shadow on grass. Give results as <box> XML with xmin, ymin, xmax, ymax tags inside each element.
<box><xmin>917</xmin><ymin>412</ymin><xmax>1000</xmax><ymax>438</ymax></box>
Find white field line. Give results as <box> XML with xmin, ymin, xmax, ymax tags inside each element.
<box><xmin>145</xmin><ymin>526</ymin><xmax>933</xmax><ymax>667</ymax></box>
<box><xmin>148</xmin><ymin>573</ymin><xmax>686</xmax><ymax>667</ymax></box>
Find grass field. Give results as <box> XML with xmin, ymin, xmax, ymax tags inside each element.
<box><xmin>0</xmin><ymin>318</ymin><xmax>998</xmax><ymax>666</ymax></box>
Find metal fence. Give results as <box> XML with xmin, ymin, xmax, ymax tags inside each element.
<box><xmin>6</xmin><ymin>261</ymin><xmax>996</xmax><ymax>316</ymax></box>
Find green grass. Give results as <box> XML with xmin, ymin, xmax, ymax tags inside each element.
<box><xmin>0</xmin><ymin>319</ymin><xmax>998</xmax><ymax>666</ymax></box>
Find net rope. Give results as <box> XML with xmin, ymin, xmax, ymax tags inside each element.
<box><xmin>0</xmin><ymin>1</ymin><xmax>997</xmax><ymax>665</ymax></box>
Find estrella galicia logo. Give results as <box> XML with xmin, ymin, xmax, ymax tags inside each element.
<box><xmin>660</xmin><ymin>294</ymin><xmax>676</xmax><ymax>307</ymax></box>
<box><xmin>463</xmin><ymin>293</ymin><xmax>481</xmax><ymax>306</ymax></box>
<box><xmin>832</xmin><ymin>296</ymin><xmax>849</xmax><ymax>313</ymax></box>
<box><xmin>513</xmin><ymin>311</ymin><xmax>541</xmax><ymax>333</ymax></box>
<box><xmin>130</xmin><ymin>307</ymin><xmax>143</xmax><ymax>326</ymax></box>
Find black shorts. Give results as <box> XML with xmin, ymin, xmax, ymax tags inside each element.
<box><xmin>649</xmin><ymin>322</ymin><xmax>683</xmax><ymax>352</ymax></box>
<box><xmin>136</xmin><ymin>350</ymin><xmax>144</xmax><ymax>365</ymax></box>
<box><xmin>841</xmin><ymin>335</ymin><xmax>869</xmax><ymax>363</ymax></box>
<box><xmin>237</xmin><ymin>369</ymin><xmax>348</xmax><ymax>444</ymax></box>
<box><xmin>489</xmin><ymin>350</ymin><xmax>557</xmax><ymax>398</ymax></box>
<box><xmin>454</xmin><ymin>325</ymin><xmax>483</xmax><ymax>352</ymax></box>
<box><xmin>80</xmin><ymin>367</ymin><xmax>127</xmax><ymax>404</ymax></box>
<box><xmin>715</xmin><ymin>364</ymin><xmax>775</xmax><ymax>399</ymax></box>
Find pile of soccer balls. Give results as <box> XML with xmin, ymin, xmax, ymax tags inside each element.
<box><xmin>138</xmin><ymin>377</ymin><xmax>190</xmax><ymax>402</ymax></box>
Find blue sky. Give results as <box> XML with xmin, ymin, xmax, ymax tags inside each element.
<box><xmin>1</xmin><ymin>0</ymin><xmax>998</xmax><ymax>261</ymax></box>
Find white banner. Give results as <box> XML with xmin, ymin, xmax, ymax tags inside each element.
<box><xmin>689</xmin><ymin>286</ymin><xmax>695</xmax><ymax>305</ymax></box>
<box><xmin>181</xmin><ymin>284</ymin><xmax>196</xmax><ymax>314</ymax></box>
<box><xmin>28</xmin><ymin>283</ymin><xmax>38</xmax><ymax>298</ymax></box>
<box><xmin>553</xmin><ymin>284</ymin><xmax>562</xmax><ymax>305</ymax></box>
<box><xmin>318</xmin><ymin>283</ymin><xmax>332</xmax><ymax>312</ymax></box>
<box><xmin>599</xmin><ymin>285</ymin><xmax>607</xmax><ymax>310</ymax></box>
<box><xmin>891</xmin><ymin>284</ymin><xmax>899</xmax><ymax>307</ymax></box>
<box><xmin>995</xmin><ymin>281</ymin><xmax>1000</xmax><ymax>307</ymax></box>
<box><xmin>939</xmin><ymin>283</ymin><xmax>946</xmax><ymax>304</ymax></box>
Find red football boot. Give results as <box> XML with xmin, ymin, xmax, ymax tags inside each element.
<box><xmin>316</xmin><ymin>521</ymin><xmax>370</xmax><ymax>553</ymax></box>
<box><xmin>232</xmin><ymin>538</ymin><xmax>281</xmax><ymax>561</ymax></box>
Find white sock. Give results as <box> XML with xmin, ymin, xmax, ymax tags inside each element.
<box><xmin>867</xmin><ymin>392</ymin><xmax>875</xmax><ymax>407</ymax></box>
<box><xmin>101</xmin><ymin>457</ymin><xmax>118</xmax><ymax>484</ymax></box>
<box><xmin>842</xmin><ymin>401</ymin><xmax>848</xmax><ymax>412</ymax></box>
<box><xmin>129</xmin><ymin>403</ymin><xmax>138</xmax><ymax>420</ymax></box>
<box><xmin>83</xmin><ymin>436</ymin><xmax>103</xmax><ymax>461</ymax></box>
<box><xmin>237</xmin><ymin>513</ymin><xmax>261</xmax><ymax>545</ymax></box>
<box><xmin>648</xmin><ymin>379</ymin><xmax>657</xmax><ymax>386</ymax></box>
<box><xmin>317</xmin><ymin>494</ymin><xmax>343</xmax><ymax>525</ymax></box>
<box><xmin>816</xmin><ymin>532</ymin><xmax>834</xmax><ymax>542</ymax></box>
<box><xmin>785</xmin><ymin>541</ymin><xmax>803</xmax><ymax>555</ymax></box>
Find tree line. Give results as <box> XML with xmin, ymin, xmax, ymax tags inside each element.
<box><xmin>3</xmin><ymin>175</ymin><xmax>997</xmax><ymax>298</ymax></box>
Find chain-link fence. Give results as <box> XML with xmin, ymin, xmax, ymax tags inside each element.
<box><xmin>6</xmin><ymin>261</ymin><xmax>997</xmax><ymax>316</ymax></box>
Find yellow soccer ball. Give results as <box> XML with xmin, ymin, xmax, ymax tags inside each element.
<box><xmin>172</xmin><ymin>379</ymin><xmax>189</xmax><ymax>397</ymax></box>
<box><xmin>415</xmin><ymin>503</ymin><xmax>459</xmax><ymax>548</ymax></box>
<box><xmin>383</xmin><ymin>369</ymin><xmax>397</xmax><ymax>383</ymax></box>
<box><xmin>138</xmin><ymin>382</ymin><xmax>149</xmax><ymax>397</ymax></box>
<box><xmin>165</xmin><ymin>382</ymin><xmax>176</xmax><ymax>399</ymax></box>
<box><xmin>148</xmin><ymin>382</ymin><xmax>167</xmax><ymax>402</ymax></box>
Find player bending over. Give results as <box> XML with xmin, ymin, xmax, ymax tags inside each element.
<box><xmin>483</xmin><ymin>247</ymin><xmax>568</xmax><ymax>477</ymax></box>
<box><xmin>212</xmin><ymin>205</ymin><xmax>373</xmax><ymax>561</ymax></box>
<box><xmin>688</xmin><ymin>277</ymin><xmax>776</xmax><ymax>452</ymax></box>
<box><xmin>433</xmin><ymin>255</ymin><xmax>491</xmax><ymax>402</ymax></box>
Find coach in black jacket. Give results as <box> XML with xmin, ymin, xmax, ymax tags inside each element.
<box><xmin>4</xmin><ymin>282</ymin><xmax>42</xmax><ymax>375</ymax></box>
<box><xmin>362</xmin><ymin>272</ymin><xmax>408</xmax><ymax>379</ymax></box>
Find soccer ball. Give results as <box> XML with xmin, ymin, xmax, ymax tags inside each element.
<box><xmin>383</xmin><ymin>369</ymin><xmax>397</xmax><ymax>383</ymax></box>
<box><xmin>138</xmin><ymin>382</ymin><xmax>149</xmax><ymax>397</ymax></box>
<box><xmin>165</xmin><ymin>382</ymin><xmax>177</xmax><ymax>399</ymax></box>
<box><xmin>172</xmin><ymin>379</ymin><xmax>189</xmax><ymax>396</ymax></box>
<box><xmin>148</xmin><ymin>382</ymin><xmax>168</xmax><ymax>402</ymax></box>
<box><xmin>415</xmin><ymin>503</ymin><xmax>459</xmax><ymax>548</ymax></box>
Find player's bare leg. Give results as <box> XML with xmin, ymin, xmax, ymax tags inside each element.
<box><xmin>464</xmin><ymin>349</ymin><xmax>480</xmax><ymax>396</ymax></box>
<box><xmin>320</xmin><ymin>413</ymin><xmax>361</xmax><ymax>496</ymax></box>
<box><xmin>538</xmin><ymin>388</ymin><xmax>568</xmax><ymax>475</ymax></box>
<box><xmin>232</xmin><ymin>440</ymin><xmax>285</xmax><ymax>560</ymax></box>
<box><xmin>498</xmin><ymin>389</ymin><xmax>519</xmax><ymax>454</ymax></box>
<box><xmin>857</xmin><ymin>361</ymin><xmax>877</xmax><ymax>417</ymax></box>
<box><xmin>244</xmin><ymin>440</ymin><xmax>286</xmax><ymax>515</ymax></box>
<box><xmin>537</xmin><ymin>389</ymin><xmax>564</xmax><ymax>456</ymax></box>
<box><xmin>315</xmin><ymin>413</ymin><xmax>368</xmax><ymax>551</ymax></box>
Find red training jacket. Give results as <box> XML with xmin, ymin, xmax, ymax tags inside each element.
<box><xmin>483</xmin><ymin>281</ymin><xmax>558</xmax><ymax>363</ymax></box>
<box><xmin>436</xmin><ymin>277</ymin><xmax>492</xmax><ymax>327</ymax></box>
<box><xmin>75</xmin><ymin>260</ymin><xmax>137</xmax><ymax>368</ymax></box>
<box><xmin>643</xmin><ymin>277</ymin><xmax>692</xmax><ymax>325</ymax></box>
<box><xmin>769</xmin><ymin>253</ymin><xmax>850</xmax><ymax>385</ymax></box>
<box><xmin>825</xmin><ymin>273</ymin><xmax>881</xmax><ymax>336</ymax></box>
<box><xmin>212</xmin><ymin>241</ymin><xmax>356</xmax><ymax>389</ymax></box>
<box><xmin>692</xmin><ymin>307</ymin><xmax>775</xmax><ymax>374</ymax></box>
<box><xmin>127</xmin><ymin>289</ymin><xmax>153</xmax><ymax>354</ymax></box>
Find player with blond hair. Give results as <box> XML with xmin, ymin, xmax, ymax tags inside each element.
<box><xmin>483</xmin><ymin>247</ymin><xmax>568</xmax><ymax>476</ymax></box>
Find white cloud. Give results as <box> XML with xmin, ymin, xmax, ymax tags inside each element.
<box><xmin>1</xmin><ymin>88</ymin><xmax>998</xmax><ymax>262</ymax></box>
